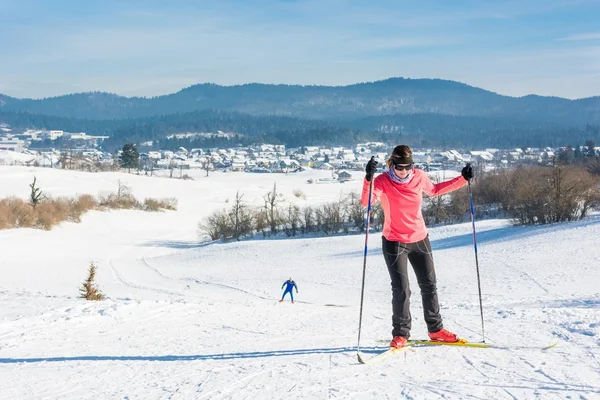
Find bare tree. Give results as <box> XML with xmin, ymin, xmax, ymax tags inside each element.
<box><xmin>586</xmin><ymin>157</ymin><xmax>600</xmax><ymax>176</ymax></box>
<box><xmin>321</xmin><ymin>200</ymin><xmax>344</xmax><ymax>234</ymax></box>
<box><xmin>302</xmin><ymin>206</ymin><xmax>314</xmax><ymax>234</ymax></box>
<box><xmin>59</xmin><ymin>151</ymin><xmax>69</xmax><ymax>169</ymax></box>
<box><xmin>549</xmin><ymin>165</ymin><xmax>600</xmax><ymax>222</ymax></box>
<box><xmin>228</xmin><ymin>191</ymin><xmax>253</xmax><ymax>241</ymax></box>
<box><xmin>475</xmin><ymin>168</ymin><xmax>513</xmax><ymax>213</ymax></box>
<box><xmin>117</xmin><ymin>180</ymin><xmax>132</xmax><ymax>200</ymax></box>
<box><xmin>345</xmin><ymin>191</ymin><xmax>366</xmax><ymax>232</ymax></box>
<box><xmin>447</xmin><ymin>187</ymin><xmax>470</xmax><ymax>223</ymax></box>
<box><xmin>504</xmin><ymin>165</ymin><xmax>600</xmax><ymax>225</ymax></box>
<box><xmin>423</xmin><ymin>174</ymin><xmax>449</xmax><ymax>225</ymax></box>
<box><xmin>198</xmin><ymin>209</ymin><xmax>230</xmax><ymax>240</ymax></box>
<box><xmin>369</xmin><ymin>202</ymin><xmax>384</xmax><ymax>231</ymax></box>
<box><xmin>253</xmin><ymin>208</ymin><xmax>268</xmax><ymax>237</ymax></box>
<box><xmin>264</xmin><ymin>182</ymin><xmax>284</xmax><ymax>234</ymax></box>
<box><xmin>283</xmin><ymin>203</ymin><xmax>301</xmax><ymax>237</ymax></box>
<box><xmin>510</xmin><ymin>166</ymin><xmax>550</xmax><ymax>224</ymax></box>
<box><xmin>205</xmin><ymin>157</ymin><xmax>212</xmax><ymax>177</ymax></box>
<box><xmin>314</xmin><ymin>207</ymin><xmax>324</xmax><ymax>233</ymax></box>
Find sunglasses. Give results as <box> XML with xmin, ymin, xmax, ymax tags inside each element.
<box><xmin>393</xmin><ymin>163</ymin><xmax>413</xmax><ymax>171</ymax></box>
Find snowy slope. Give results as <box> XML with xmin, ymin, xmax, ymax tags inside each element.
<box><xmin>0</xmin><ymin>150</ymin><xmax>36</xmax><ymax>165</ymax></box>
<box><xmin>1</xmin><ymin>166</ymin><xmax>599</xmax><ymax>399</ymax></box>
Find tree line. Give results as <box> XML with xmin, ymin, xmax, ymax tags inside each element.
<box><xmin>198</xmin><ymin>162</ymin><xmax>600</xmax><ymax>243</ymax></box>
<box><xmin>3</xmin><ymin>109</ymin><xmax>599</xmax><ymax>152</ymax></box>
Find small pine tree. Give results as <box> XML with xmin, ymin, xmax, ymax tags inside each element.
<box><xmin>120</xmin><ymin>143</ymin><xmax>140</xmax><ymax>173</ymax></box>
<box><xmin>80</xmin><ymin>262</ymin><xmax>105</xmax><ymax>300</ymax></box>
<box><xmin>29</xmin><ymin>176</ymin><xmax>44</xmax><ymax>207</ymax></box>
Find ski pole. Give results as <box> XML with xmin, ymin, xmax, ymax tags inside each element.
<box><xmin>357</xmin><ymin>157</ymin><xmax>375</xmax><ymax>356</ymax></box>
<box><xmin>466</xmin><ymin>163</ymin><xmax>485</xmax><ymax>343</ymax></box>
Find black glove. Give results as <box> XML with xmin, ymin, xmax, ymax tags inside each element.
<box><xmin>365</xmin><ymin>157</ymin><xmax>378</xmax><ymax>181</ymax></box>
<box><xmin>461</xmin><ymin>164</ymin><xmax>474</xmax><ymax>181</ymax></box>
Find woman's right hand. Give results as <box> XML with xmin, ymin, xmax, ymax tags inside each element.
<box><xmin>365</xmin><ymin>157</ymin><xmax>378</xmax><ymax>181</ymax></box>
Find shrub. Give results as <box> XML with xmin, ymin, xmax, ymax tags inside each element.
<box><xmin>143</xmin><ymin>197</ymin><xmax>178</xmax><ymax>212</ymax></box>
<box><xmin>1</xmin><ymin>180</ymin><xmax>178</xmax><ymax>231</ymax></box>
<box><xmin>98</xmin><ymin>192</ymin><xmax>141</xmax><ymax>210</ymax></box>
<box><xmin>198</xmin><ymin>209</ymin><xmax>231</xmax><ymax>240</ymax></box>
<box><xmin>5</xmin><ymin>198</ymin><xmax>35</xmax><ymax>228</ymax></box>
<box><xmin>35</xmin><ymin>199</ymin><xmax>70</xmax><ymax>230</ymax></box>
<box><xmin>69</xmin><ymin>194</ymin><xmax>98</xmax><ymax>222</ymax></box>
<box><xmin>293</xmin><ymin>189</ymin><xmax>306</xmax><ymax>199</ymax></box>
<box><xmin>0</xmin><ymin>201</ymin><xmax>10</xmax><ymax>230</ymax></box>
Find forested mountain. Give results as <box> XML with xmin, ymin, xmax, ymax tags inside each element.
<box><xmin>3</xmin><ymin>109</ymin><xmax>599</xmax><ymax>152</ymax></box>
<box><xmin>2</xmin><ymin>78</ymin><xmax>599</xmax><ymax>123</ymax></box>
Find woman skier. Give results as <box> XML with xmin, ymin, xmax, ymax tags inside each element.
<box><xmin>361</xmin><ymin>145</ymin><xmax>474</xmax><ymax>349</ymax></box>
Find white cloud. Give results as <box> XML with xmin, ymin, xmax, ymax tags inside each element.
<box><xmin>557</xmin><ymin>32</ymin><xmax>600</xmax><ymax>41</ymax></box>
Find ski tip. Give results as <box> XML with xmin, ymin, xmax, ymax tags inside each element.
<box><xmin>542</xmin><ymin>339</ymin><xmax>560</xmax><ymax>350</ymax></box>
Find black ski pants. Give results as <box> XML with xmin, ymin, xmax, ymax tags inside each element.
<box><xmin>382</xmin><ymin>235</ymin><xmax>443</xmax><ymax>338</ymax></box>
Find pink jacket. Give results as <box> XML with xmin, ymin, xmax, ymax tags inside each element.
<box><xmin>361</xmin><ymin>169</ymin><xmax>467</xmax><ymax>243</ymax></box>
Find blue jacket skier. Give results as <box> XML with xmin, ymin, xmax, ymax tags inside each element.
<box><xmin>279</xmin><ymin>278</ymin><xmax>298</xmax><ymax>303</ymax></box>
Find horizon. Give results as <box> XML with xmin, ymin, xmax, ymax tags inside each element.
<box><xmin>2</xmin><ymin>76</ymin><xmax>599</xmax><ymax>101</ymax></box>
<box><xmin>1</xmin><ymin>0</ymin><xmax>600</xmax><ymax>100</ymax></box>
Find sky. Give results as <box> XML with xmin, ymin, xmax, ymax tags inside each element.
<box><xmin>1</xmin><ymin>0</ymin><xmax>600</xmax><ymax>99</ymax></box>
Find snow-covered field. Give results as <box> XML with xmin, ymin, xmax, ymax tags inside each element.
<box><xmin>1</xmin><ymin>165</ymin><xmax>599</xmax><ymax>399</ymax></box>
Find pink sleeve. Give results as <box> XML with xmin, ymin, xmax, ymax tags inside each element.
<box><xmin>361</xmin><ymin>177</ymin><xmax>382</xmax><ymax>207</ymax></box>
<box><xmin>422</xmin><ymin>173</ymin><xmax>467</xmax><ymax>197</ymax></box>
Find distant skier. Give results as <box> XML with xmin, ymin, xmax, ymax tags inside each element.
<box><xmin>279</xmin><ymin>278</ymin><xmax>298</xmax><ymax>303</ymax></box>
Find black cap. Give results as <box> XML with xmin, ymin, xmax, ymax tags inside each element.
<box><xmin>391</xmin><ymin>154</ymin><xmax>414</xmax><ymax>165</ymax></box>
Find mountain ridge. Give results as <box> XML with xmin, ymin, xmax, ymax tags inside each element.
<box><xmin>1</xmin><ymin>77</ymin><xmax>598</xmax><ymax>123</ymax></box>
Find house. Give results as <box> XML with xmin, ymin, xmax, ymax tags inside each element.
<box><xmin>49</xmin><ymin>130</ymin><xmax>64</xmax><ymax>140</ymax></box>
<box><xmin>278</xmin><ymin>159</ymin><xmax>300</xmax><ymax>170</ymax></box>
<box><xmin>341</xmin><ymin>149</ymin><xmax>355</xmax><ymax>161</ymax></box>
<box><xmin>412</xmin><ymin>152</ymin><xmax>431</xmax><ymax>164</ymax></box>
<box><xmin>0</xmin><ymin>137</ymin><xmax>24</xmax><ymax>152</ymax></box>
<box><xmin>337</xmin><ymin>170</ymin><xmax>353</xmax><ymax>182</ymax></box>
<box><xmin>431</xmin><ymin>152</ymin><xmax>452</xmax><ymax>163</ymax></box>
<box><xmin>447</xmin><ymin>150</ymin><xmax>464</xmax><ymax>162</ymax></box>
<box><xmin>231</xmin><ymin>158</ymin><xmax>246</xmax><ymax>171</ymax></box>
<box><xmin>316</xmin><ymin>162</ymin><xmax>334</xmax><ymax>170</ymax></box>
<box><xmin>470</xmin><ymin>151</ymin><xmax>495</xmax><ymax>162</ymax></box>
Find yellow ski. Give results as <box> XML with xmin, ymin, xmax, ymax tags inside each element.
<box><xmin>376</xmin><ymin>338</ymin><xmax>559</xmax><ymax>350</ymax></box>
<box><xmin>408</xmin><ymin>339</ymin><xmax>490</xmax><ymax>348</ymax></box>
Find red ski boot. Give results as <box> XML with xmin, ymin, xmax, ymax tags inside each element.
<box><xmin>428</xmin><ymin>328</ymin><xmax>460</xmax><ymax>342</ymax></box>
<box><xmin>389</xmin><ymin>336</ymin><xmax>408</xmax><ymax>349</ymax></box>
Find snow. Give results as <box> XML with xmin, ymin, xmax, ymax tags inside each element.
<box><xmin>1</xmin><ymin>165</ymin><xmax>599</xmax><ymax>399</ymax></box>
<box><xmin>0</xmin><ymin>150</ymin><xmax>36</xmax><ymax>165</ymax></box>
